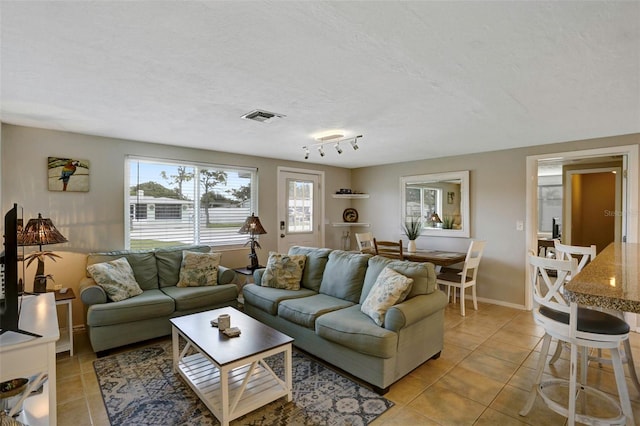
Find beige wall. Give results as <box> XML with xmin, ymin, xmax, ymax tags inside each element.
<box><xmin>2</xmin><ymin>124</ymin><xmax>638</xmax><ymax>325</ymax></box>
<box><xmin>351</xmin><ymin>133</ymin><xmax>640</xmax><ymax>308</ymax></box>
<box><xmin>1</xmin><ymin>124</ymin><xmax>352</xmax><ymax>327</ymax></box>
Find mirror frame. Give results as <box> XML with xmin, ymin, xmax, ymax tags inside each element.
<box><xmin>400</xmin><ymin>170</ymin><xmax>470</xmax><ymax>238</ymax></box>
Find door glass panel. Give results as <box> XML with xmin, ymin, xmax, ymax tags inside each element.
<box><xmin>287</xmin><ymin>179</ymin><xmax>313</xmax><ymax>233</ymax></box>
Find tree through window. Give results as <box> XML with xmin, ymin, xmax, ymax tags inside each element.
<box><xmin>127</xmin><ymin>157</ymin><xmax>257</xmax><ymax>249</ymax></box>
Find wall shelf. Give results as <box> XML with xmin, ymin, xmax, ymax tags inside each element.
<box><xmin>332</xmin><ymin>222</ymin><xmax>370</xmax><ymax>227</ymax></box>
<box><xmin>331</xmin><ymin>194</ymin><xmax>369</xmax><ymax>199</ymax></box>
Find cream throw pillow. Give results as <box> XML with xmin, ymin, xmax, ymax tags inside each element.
<box><xmin>87</xmin><ymin>257</ymin><xmax>143</xmax><ymax>302</ymax></box>
<box><xmin>176</xmin><ymin>251</ymin><xmax>221</xmax><ymax>287</ymax></box>
<box><xmin>261</xmin><ymin>252</ymin><xmax>306</xmax><ymax>290</ymax></box>
<box><xmin>361</xmin><ymin>266</ymin><xmax>414</xmax><ymax>326</ymax></box>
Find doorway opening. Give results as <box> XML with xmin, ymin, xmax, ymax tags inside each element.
<box><xmin>525</xmin><ymin>144</ymin><xmax>639</xmax><ymax>315</ymax></box>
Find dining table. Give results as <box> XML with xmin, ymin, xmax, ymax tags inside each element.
<box><xmin>403</xmin><ymin>249</ymin><xmax>466</xmax><ymax>267</ymax></box>
<box><xmin>563</xmin><ymin>242</ymin><xmax>640</xmax><ymax>393</ymax></box>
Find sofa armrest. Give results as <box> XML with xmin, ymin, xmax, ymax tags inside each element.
<box><xmin>384</xmin><ymin>290</ymin><xmax>448</xmax><ymax>332</ymax></box>
<box><xmin>79</xmin><ymin>277</ymin><xmax>108</xmax><ymax>306</ymax></box>
<box><xmin>252</xmin><ymin>268</ymin><xmax>266</xmax><ymax>284</ymax></box>
<box><xmin>218</xmin><ymin>265</ymin><xmax>236</xmax><ymax>285</ymax></box>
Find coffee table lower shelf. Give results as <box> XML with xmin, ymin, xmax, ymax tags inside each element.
<box><xmin>175</xmin><ymin>346</ymin><xmax>292</xmax><ymax>426</ymax></box>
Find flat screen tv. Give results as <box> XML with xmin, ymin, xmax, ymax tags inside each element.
<box><xmin>1</xmin><ymin>203</ymin><xmax>39</xmax><ymax>337</ymax></box>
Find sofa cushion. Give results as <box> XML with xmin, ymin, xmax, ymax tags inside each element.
<box><xmin>360</xmin><ymin>256</ymin><xmax>394</xmax><ymax>304</ymax></box>
<box><xmin>278</xmin><ymin>294</ymin><xmax>354</xmax><ymax>329</ymax></box>
<box><xmin>86</xmin><ymin>289</ymin><xmax>175</xmax><ymax>327</ymax></box>
<box><xmin>161</xmin><ymin>284</ymin><xmax>237</xmax><ymax>311</ymax></box>
<box><xmin>288</xmin><ymin>246</ymin><xmax>332</xmax><ymax>291</ymax></box>
<box><xmin>176</xmin><ymin>251</ymin><xmax>221</xmax><ymax>287</ymax></box>
<box><xmin>388</xmin><ymin>260</ymin><xmax>436</xmax><ymax>297</ymax></box>
<box><xmin>315</xmin><ymin>305</ymin><xmax>399</xmax><ymax>359</ymax></box>
<box><xmin>261</xmin><ymin>252</ymin><xmax>306</xmax><ymax>290</ymax></box>
<box><xmin>360</xmin><ymin>256</ymin><xmax>436</xmax><ymax>304</ymax></box>
<box><xmin>319</xmin><ymin>250</ymin><xmax>370</xmax><ymax>303</ymax></box>
<box><xmin>155</xmin><ymin>245</ymin><xmax>212</xmax><ymax>287</ymax></box>
<box><xmin>87</xmin><ymin>257</ymin><xmax>144</xmax><ymax>302</ymax></box>
<box><xmin>361</xmin><ymin>266</ymin><xmax>413</xmax><ymax>326</ymax></box>
<box><xmin>242</xmin><ymin>283</ymin><xmax>317</xmax><ymax>315</ymax></box>
<box><xmin>87</xmin><ymin>249</ymin><xmax>158</xmax><ymax>291</ymax></box>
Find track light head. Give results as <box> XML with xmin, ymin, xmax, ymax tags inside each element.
<box><xmin>304</xmin><ymin>147</ymin><xmax>310</xmax><ymax>160</ymax></box>
<box><xmin>335</xmin><ymin>143</ymin><xmax>343</xmax><ymax>154</ymax></box>
<box><xmin>318</xmin><ymin>146</ymin><xmax>325</xmax><ymax>157</ymax></box>
<box><xmin>350</xmin><ymin>138</ymin><xmax>359</xmax><ymax>150</ymax></box>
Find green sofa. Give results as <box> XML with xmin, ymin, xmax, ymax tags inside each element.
<box><xmin>242</xmin><ymin>246</ymin><xmax>448</xmax><ymax>393</ymax></box>
<box><xmin>79</xmin><ymin>245</ymin><xmax>238</xmax><ymax>353</ymax></box>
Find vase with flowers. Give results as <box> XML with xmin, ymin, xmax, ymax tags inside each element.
<box><xmin>403</xmin><ymin>216</ymin><xmax>423</xmax><ymax>253</ymax></box>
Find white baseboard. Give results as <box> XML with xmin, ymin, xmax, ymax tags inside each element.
<box><xmin>453</xmin><ymin>294</ymin><xmax>527</xmax><ymax>311</ymax></box>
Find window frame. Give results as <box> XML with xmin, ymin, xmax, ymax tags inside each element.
<box><xmin>125</xmin><ymin>156</ymin><xmax>258</xmax><ymax>250</ymax></box>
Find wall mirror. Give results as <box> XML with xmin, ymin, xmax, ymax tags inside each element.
<box><xmin>401</xmin><ymin>170</ymin><xmax>470</xmax><ymax>238</ymax></box>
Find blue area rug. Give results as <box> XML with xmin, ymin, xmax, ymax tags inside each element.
<box><xmin>94</xmin><ymin>340</ymin><xmax>393</xmax><ymax>425</ymax></box>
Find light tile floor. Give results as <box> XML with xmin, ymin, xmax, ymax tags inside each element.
<box><xmin>55</xmin><ymin>302</ymin><xmax>640</xmax><ymax>425</ymax></box>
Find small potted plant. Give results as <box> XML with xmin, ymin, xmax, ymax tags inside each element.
<box><xmin>442</xmin><ymin>215</ymin><xmax>455</xmax><ymax>229</ymax></box>
<box><xmin>403</xmin><ymin>216</ymin><xmax>422</xmax><ymax>253</ymax></box>
<box><xmin>24</xmin><ymin>251</ymin><xmax>61</xmax><ymax>293</ymax></box>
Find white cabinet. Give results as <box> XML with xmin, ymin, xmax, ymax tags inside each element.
<box><xmin>0</xmin><ymin>293</ymin><xmax>58</xmax><ymax>425</ymax></box>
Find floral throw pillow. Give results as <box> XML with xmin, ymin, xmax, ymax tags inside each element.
<box><xmin>361</xmin><ymin>266</ymin><xmax>414</xmax><ymax>326</ymax></box>
<box><xmin>87</xmin><ymin>257</ymin><xmax>143</xmax><ymax>302</ymax></box>
<box><xmin>261</xmin><ymin>252</ymin><xmax>307</xmax><ymax>290</ymax></box>
<box><xmin>176</xmin><ymin>251</ymin><xmax>221</xmax><ymax>287</ymax></box>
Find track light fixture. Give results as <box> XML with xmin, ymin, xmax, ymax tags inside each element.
<box><xmin>302</xmin><ymin>135</ymin><xmax>363</xmax><ymax>160</ymax></box>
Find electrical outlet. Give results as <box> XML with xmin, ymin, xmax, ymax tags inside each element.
<box><xmin>516</xmin><ymin>220</ymin><xmax>524</xmax><ymax>231</ymax></box>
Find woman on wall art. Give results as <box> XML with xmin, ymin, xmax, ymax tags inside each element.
<box><xmin>48</xmin><ymin>157</ymin><xmax>90</xmax><ymax>192</ymax></box>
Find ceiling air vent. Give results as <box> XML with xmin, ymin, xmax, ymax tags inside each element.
<box><xmin>241</xmin><ymin>109</ymin><xmax>285</xmax><ymax>123</ymax></box>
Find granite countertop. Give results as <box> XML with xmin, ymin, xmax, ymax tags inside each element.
<box><xmin>564</xmin><ymin>242</ymin><xmax>640</xmax><ymax>313</ymax></box>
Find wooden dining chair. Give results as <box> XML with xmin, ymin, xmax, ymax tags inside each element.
<box><xmin>355</xmin><ymin>232</ymin><xmax>375</xmax><ymax>254</ymax></box>
<box><xmin>373</xmin><ymin>238</ymin><xmax>403</xmax><ymax>259</ymax></box>
<box><xmin>436</xmin><ymin>240</ymin><xmax>486</xmax><ymax>316</ymax></box>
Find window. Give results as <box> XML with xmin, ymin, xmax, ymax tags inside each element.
<box><xmin>287</xmin><ymin>178</ymin><xmax>313</xmax><ymax>233</ymax></box>
<box><xmin>405</xmin><ymin>186</ymin><xmax>442</xmax><ymax>227</ymax></box>
<box><xmin>130</xmin><ymin>204</ymin><xmax>147</xmax><ymax>220</ymax></box>
<box><xmin>126</xmin><ymin>157</ymin><xmax>257</xmax><ymax>250</ymax></box>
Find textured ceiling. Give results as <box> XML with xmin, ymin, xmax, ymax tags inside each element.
<box><xmin>1</xmin><ymin>1</ymin><xmax>638</xmax><ymax>168</ymax></box>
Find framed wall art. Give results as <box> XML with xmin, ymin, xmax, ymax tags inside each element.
<box><xmin>48</xmin><ymin>157</ymin><xmax>90</xmax><ymax>192</ymax></box>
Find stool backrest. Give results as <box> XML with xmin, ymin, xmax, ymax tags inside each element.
<box><xmin>554</xmin><ymin>241</ymin><xmax>596</xmax><ymax>274</ymax></box>
<box><xmin>529</xmin><ymin>253</ymin><xmax>577</xmax><ymax>314</ymax></box>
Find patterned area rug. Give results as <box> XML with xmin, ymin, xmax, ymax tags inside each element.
<box><xmin>94</xmin><ymin>341</ymin><xmax>393</xmax><ymax>425</ymax></box>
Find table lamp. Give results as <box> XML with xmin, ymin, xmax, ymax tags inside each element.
<box><xmin>238</xmin><ymin>213</ymin><xmax>267</xmax><ymax>270</ymax></box>
<box><xmin>18</xmin><ymin>213</ymin><xmax>68</xmax><ymax>293</ymax></box>
<box><xmin>429</xmin><ymin>212</ymin><xmax>442</xmax><ymax>227</ymax></box>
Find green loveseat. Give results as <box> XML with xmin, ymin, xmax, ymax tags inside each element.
<box><xmin>242</xmin><ymin>246</ymin><xmax>448</xmax><ymax>393</ymax></box>
<box><xmin>79</xmin><ymin>245</ymin><xmax>238</xmax><ymax>353</ymax></box>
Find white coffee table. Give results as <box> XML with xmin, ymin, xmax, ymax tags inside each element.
<box><xmin>170</xmin><ymin>306</ymin><xmax>293</xmax><ymax>426</ymax></box>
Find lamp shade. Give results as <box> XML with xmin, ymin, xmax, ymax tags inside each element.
<box><xmin>238</xmin><ymin>213</ymin><xmax>267</xmax><ymax>236</ymax></box>
<box><xmin>429</xmin><ymin>212</ymin><xmax>442</xmax><ymax>224</ymax></box>
<box><xmin>18</xmin><ymin>213</ymin><xmax>68</xmax><ymax>247</ymax></box>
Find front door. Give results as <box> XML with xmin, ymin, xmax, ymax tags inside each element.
<box><xmin>277</xmin><ymin>168</ymin><xmax>324</xmax><ymax>252</ymax></box>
